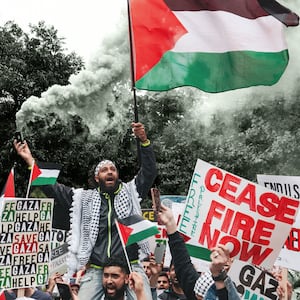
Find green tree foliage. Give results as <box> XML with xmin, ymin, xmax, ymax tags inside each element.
<box><xmin>0</xmin><ymin>21</ymin><xmax>83</xmax><ymax>192</ymax></box>
<box><xmin>0</xmin><ymin>21</ymin><xmax>83</xmax><ymax>110</ymax></box>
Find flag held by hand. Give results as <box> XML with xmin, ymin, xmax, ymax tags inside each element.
<box><xmin>116</xmin><ymin>214</ymin><xmax>159</xmax><ymax>246</ymax></box>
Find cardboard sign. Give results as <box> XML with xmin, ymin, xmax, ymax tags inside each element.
<box><xmin>178</xmin><ymin>159</ymin><xmax>300</xmax><ymax>268</ymax></box>
<box><xmin>49</xmin><ymin>243</ymin><xmax>68</xmax><ymax>275</ymax></box>
<box><xmin>49</xmin><ymin>228</ymin><xmax>68</xmax><ymax>275</ymax></box>
<box><xmin>228</xmin><ymin>260</ymin><xmax>279</xmax><ymax>300</ymax></box>
<box><xmin>0</xmin><ymin>198</ymin><xmax>53</xmax><ymax>289</ymax></box>
<box><xmin>257</xmin><ymin>174</ymin><xmax>300</xmax><ymax>271</ymax></box>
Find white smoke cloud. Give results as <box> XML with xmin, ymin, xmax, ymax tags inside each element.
<box><xmin>16</xmin><ymin>9</ymin><xmax>131</xmax><ymax>136</ymax></box>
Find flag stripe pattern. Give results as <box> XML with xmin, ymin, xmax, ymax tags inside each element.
<box><xmin>116</xmin><ymin>215</ymin><xmax>159</xmax><ymax>246</ymax></box>
<box><xmin>179</xmin><ymin>233</ymin><xmax>212</xmax><ymax>261</ymax></box>
<box><xmin>130</xmin><ymin>0</ymin><xmax>298</xmax><ymax>93</ymax></box>
<box><xmin>31</xmin><ymin>162</ymin><xmax>61</xmax><ymax>186</ymax></box>
<box><xmin>185</xmin><ymin>243</ymin><xmax>211</xmax><ymax>261</ymax></box>
<box><xmin>165</xmin><ymin>0</ymin><xmax>269</xmax><ymax>18</ymax></box>
<box><xmin>258</xmin><ymin>0</ymin><xmax>299</xmax><ymax>26</ymax></box>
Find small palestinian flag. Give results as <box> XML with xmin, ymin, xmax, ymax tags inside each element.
<box><xmin>0</xmin><ymin>291</ymin><xmax>6</xmax><ymax>300</ymax></box>
<box><xmin>31</xmin><ymin>162</ymin><xmax>61</xmax><ymax>186</ymax></box>
<box><xmin>1</xmin><ymin>167</ymin><xmax>15</xmax><ymax>198</ymax></box>
<box><xmin>116</xmin><ymin>215</ymin><xmax>159</xmax><ymax>246</ymax></box>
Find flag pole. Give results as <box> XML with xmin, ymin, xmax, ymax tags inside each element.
<box><xmin>115</xmin><ymin>219</ymin><xmax>133</xmax><ymax>273</ymax></box>
<box><xmin>25</xmin><ymin>160</ymin><xmax>34</xmax><ymax>199</ymax></box>
<box><xmin>126</xmin><ymin>0</ymin><xmax>141</xmax><ymax>165</ymax></box>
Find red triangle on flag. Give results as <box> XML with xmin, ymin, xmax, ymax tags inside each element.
<box><xmin>0</xmin><ymin>290</ymin><xmax>6</xmax><ymax>300</ymax></box>
<box><xmin>130</xmin><ymin>0</ymin><xmax>187</xmax><ymax>81</ymax></box>
<box><xmin>179</xmin><ymin>231</ymin><xmax>191</xmax><ymax>243</ymax></box>
<box><xmin>31</xmin><ymin>162</ymin><xmax>42</xmax><ymax>181</ymax></box>
<box><xmin>3</xmin><ymin>167</ymin><xmax>15</xmax><ymax>198</ymax></box>
<box><xmin>116</xmin><ymin>221</ymin><xmax>134</xmax><ymax>245</ymax></box>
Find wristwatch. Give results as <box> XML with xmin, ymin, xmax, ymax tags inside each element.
<box><xmin>212</xmin><ymin>269</ymin><xmax>228</xmax><ymax>281</ymax></box>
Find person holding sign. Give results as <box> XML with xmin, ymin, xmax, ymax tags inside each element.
<box><xmin>158</xmin><ymin>204</ymin><xmax>241</xmax><ymax>300</ymax></box>
<box><xmin>14</xmin><ymin>122</ymin><xmax>157</xmax><ymax>300</ymax></box>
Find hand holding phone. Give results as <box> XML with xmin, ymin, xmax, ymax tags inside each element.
<box><xmin>56</xmin><ymin>282</ymin><xmax>73</xmax><ymax>300</ymax></box>
<box><xmin>154</xmin><ymin>243</ymin><xmax>166</xmax><ymax>264</ymax></box>
<box><xmin>151</xmin><ymin>188</ymin><xmax>161</xmax><ymax>213</ymax></box>
<box><xmin>14</xmin><ymin>131</ymin><xmax>24</xmax><ymax>143</ymax></box>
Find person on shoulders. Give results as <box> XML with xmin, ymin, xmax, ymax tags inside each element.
<box><xmin>14</xmin><ymin>122</ymin><xmax>157</xmax><ymax>300</ymax></box>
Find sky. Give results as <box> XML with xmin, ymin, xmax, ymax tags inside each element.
<box><xmin>0</xmin><ymin>0</ymin><xmax>126</xmax><ymax>61</ymax></box>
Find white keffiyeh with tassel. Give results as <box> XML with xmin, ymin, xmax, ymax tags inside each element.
<box><xmin>66</xmin><ymin>178</ymin><xmax>150</xmax><ymax>277</ymax></box>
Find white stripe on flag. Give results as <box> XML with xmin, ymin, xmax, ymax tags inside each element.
<box><xmin>172</xmin><ymin>11</ymin><xmax>286</xmax><ymax>53</ymax></box>
<box><xmin>39</xmin><ymin>169</ymin><xmax>60</xmax><ymax>178</ymax></box>
<box><xmin>130</xmin><ymin>220</ymin><xmax>156</xmax><ymax>233</ymax></box>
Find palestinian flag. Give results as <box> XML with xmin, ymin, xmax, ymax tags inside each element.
<box><xmin>1</xmin><ymin>167</ymin><xmax>15</xmax><ymax>198</ymax></box>
<box><xmin>129</xmin><ymin>0</ymin><xmax>299</xmax><ymax>93</ymax></box>
<box><xmin>116</xmin><ymin>215</ymin><xmax>159</xmax><ymax>246</ymax></box>
<box><xmin>31</xmin><ymin>162</ymin><xmax>61</xmax><ymax>186</ymax></box>
<box><xmin>179</xmin><ymin>232</ymin><xmax>211</xmax><ymax>261</ymax></box>
<box><xmin>0</xmin><ymin>291</ymin><xmax>6</xmax><ymax>300</ymax></box>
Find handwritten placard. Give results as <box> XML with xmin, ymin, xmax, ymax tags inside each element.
<box><xmin>178</xmin><ymin>159</ymin><xmax>300</xmax><ymax>268</ymax></box>
<box><xmin>49</xmin><ymin>228</ymin><xmax>68</xmax><ymax>275</ymax></box>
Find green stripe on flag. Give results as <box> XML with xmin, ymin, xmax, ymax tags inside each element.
<box><xmin>136</xmin><ymin>50</ymin><xmax>289</xmax><ymax>93</ymax></box>
<box><xmin>31</xmin><ymin>177</ymin><xmax>58</xmax><ymax>186</ymax></box>
<box><xmin>185</xmin><ymin>244</ymin><xmax>212</xmax><ymax>261</ymax></box>
<box><xmin>127</xmin><ymin>227</ymin><xmax>159</xmax><ymax>245</ymax></box>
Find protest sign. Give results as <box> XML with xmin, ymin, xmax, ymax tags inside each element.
<box><xmin>49</xmin><ymin>228</ymin><xmax>68</xmax><ymax>275</ymax></box>
<box><xmin>228</xmin><ymin>260</ymin><xmax>279</xmax><ymax>300</ymax></box>
<box><xmin>0</xmin><ymin>198</ymin><xmax>53</xmax><ymax>289</ymax></box>
<box><xmin>257</xmin><ymin>174</ymin><xmax>300</xmax><ymax>271</ymax></box>
<box><xmin>49</xmin><ymin>242</ymin><xmax>68</xmax><ymax>275</ymax></box>
<box><xmin>178</xmin><ymin>159</ymin><xmax>300</xmax><ymax>268</ymax></box>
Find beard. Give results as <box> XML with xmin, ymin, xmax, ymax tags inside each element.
<box><xmin>98</xmin><ymin>179</ymin><xmax>120</xmax><ymax>193</ymax></box>
<box><xmin>103</xmin><ymin>284</ymin><xmax>127</xmax><ymax>300</ymax></box>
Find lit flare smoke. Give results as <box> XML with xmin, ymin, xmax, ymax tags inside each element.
<box><xmin>16</xmin><ymin>12</ymin><xmax>131</xmax><ymax>136</ymax></box>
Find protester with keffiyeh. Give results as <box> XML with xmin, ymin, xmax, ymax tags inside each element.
<box><xmin>14</xmin><ymin>122</ymin><xmax>157</xmax><ymax>300</ymax></box>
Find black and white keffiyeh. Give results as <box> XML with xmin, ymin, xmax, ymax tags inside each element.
<box><xmin>194</xmin><ymin>272</ymin><xmax>214</xmax><ymax>298</ymax></box>
<box><xmin>66</xmin><ymin>179</ymin><xmax>150</xmax><ymax>277</ymax></box>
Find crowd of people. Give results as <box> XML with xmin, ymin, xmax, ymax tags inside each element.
<box><xmin>8</xmin><ymin>122</ymin><xmax>295</xmax><ymax>300</ymax></box>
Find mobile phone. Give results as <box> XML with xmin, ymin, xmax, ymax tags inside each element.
<box><xmin>151</xmin><ymin>188</ymin><xmax>161</xmax><ymax>213</ymax></box>
<box><xmin>161</xmin><ymin>198</ymin><xmax>172</xmax><ymax>209</ymax></box>
<box><xmin>154</xmin><ymin>243</ymin><xmax>166</xmax><ymax>264</ymax></box>
<box><xmin>14</xmin><ymin>131</ymin><xmax>24</xmax><ymax>143</ymax></box>
<box><xmin>56</xmin><ymin>282</ymin><xmax>73</xmax><ymax>300</ymax></box>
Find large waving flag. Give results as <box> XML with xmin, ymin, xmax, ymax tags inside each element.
<box><xmin>129</xmin><ymin>0</ymin><xmax>299</xmax><ymax>93</ymax></box>
<box><xmin>116</xmin><ymin>215</ymin><xmax>159</xmax><ymax>246</ymax></box>
<box><xmin>0</xmin><ymin>167</ymin><xmax>15</xmax><ymax>198</ymax></box>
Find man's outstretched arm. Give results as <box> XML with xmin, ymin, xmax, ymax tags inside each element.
<box><xmin>131</xmin><ymin>122</ymin><xmax>157</xmax><ymax>199</ymax></box>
